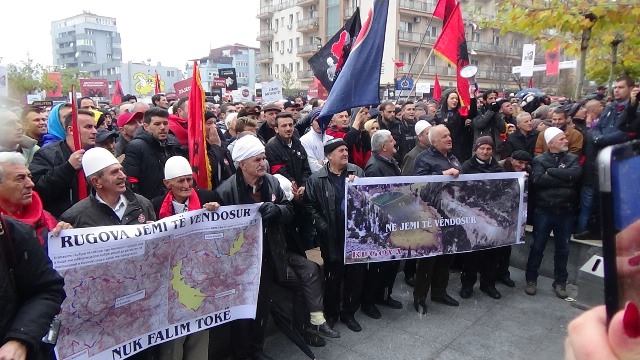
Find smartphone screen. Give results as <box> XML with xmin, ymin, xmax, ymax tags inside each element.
<box><xmin>600</xmin><ymin>140</ymin><xmax>640</xmax><ymax>319</ymax></box>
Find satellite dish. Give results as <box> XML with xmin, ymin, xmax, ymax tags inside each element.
<box><xmin>459</xmin><ymin>65</ymin><xmax>478</xmax><ymax>79</ymax></box>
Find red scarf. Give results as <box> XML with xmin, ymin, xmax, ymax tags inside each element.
<box><xmin>158</xmin><ymin>190</ymin><xmax>202</xmax><ymax>219</ymax></box>
<box><xmin>168</xmin><ymin>115</ymin><xmax>188</xmax><ymax>146</ymax></box>
<box><xmin>0</xmin><ymin>191</ymin><xmax>57</xmax><ymax>246</ymax></box>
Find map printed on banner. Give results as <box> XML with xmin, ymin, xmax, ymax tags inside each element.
<box><xmin>48</xmin><ymin>205</ymin><xmax>263</xmax><ymax>360</ymax></box>
<box><xmin>344</xmin><ymin>173</ymin><xmax>527</xmax><ymax>264</ymax></box>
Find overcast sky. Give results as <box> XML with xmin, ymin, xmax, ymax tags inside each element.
<box><xmin>0</xmin><ymin>1</ymin><xmax>260</xmax><ymax>68</ymax></box>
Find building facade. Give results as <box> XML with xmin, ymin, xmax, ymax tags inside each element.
<box><xmin>257</xmin><ymin>0</ymin><xmax>545</xmax><ymax>94</ymax></box>
<box><xmin>187</xmin><ymin>44</ymin><xmax>260</xmax><ymax>92</ymax></box>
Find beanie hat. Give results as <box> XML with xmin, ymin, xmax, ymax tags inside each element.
<box><xmin>414</xmin><ymin>120</ymin><xmax>432</xmax><ymax>136</ymax></box>
<box><xmin>82</xmin><ymin>147</ymin><xmax>119</xmax><ymax>177</ymax></box>
<box><xmin>474</xmin><ymin>136</ymin><xmax>494</xmax><ymax>151</ymax></box>
<box><xmin>164</xmin><ymin>156</ymin><xmax>192</xmax><ymax>180</ymax></box>
<box><xmin>232</xmin><ymin>135</ymin><xmax>265</xmax><ymax>162</ymax></box>
<box><xmin>324</xmin><ymin>138</ymin><xmax>347</xmax><ymax>155</ymax></box>
<box><xmin>544</xmin><ymin>127</ymin><xmax>564</xmax><ymax>145</ymax></box>
<box><xmin>511</xmin><ymin>150</ymin><xmax>532</xmax><ymax>162</ymax></box>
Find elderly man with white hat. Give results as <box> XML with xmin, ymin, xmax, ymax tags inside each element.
<box><xmin>214</xmin><ymin>135</ymin><xmax>304</xmax><ymax>359</ymax></box>
<box><xmin>60</xmin><ymin>147</ymin><xmax>156</xmax><ymax>228</ymax></box>
<box><xmin>525</xmin><ymin>126</ymin><xmax>582</xmax><ymax>299</ymax></box>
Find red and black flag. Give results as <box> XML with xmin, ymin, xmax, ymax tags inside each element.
<box><xmin>70</xmin><ymin>86</ymin><xmax>88</xmax><ymax>200</ymax></box>
<box><xmin>187</xmin><ymin>61</ymin><xmax>212</xmax><ymax>190</ymax></box>
<box><xmin>432</xmin><ymin>2</ymin><xmax>471</xmax><ymax>115</ymax></box>
<box><xmin>111</xmin><ymin>80</ymin><xmax>123</xmax><ymax>105</ymax></box>
<box><xmin>308</xmin><ymin>8</ymin><xmax>361</xmax><ymax>91</ymax></box>
<box><xmin>545</xmin><ymin>46</ymin><xmax>560</xmax><ymax>76</ymax></box>
<box><xmin>433</xmin><ymin>0</ymin><xmax>456</xmax><ymax>22</ymax></box>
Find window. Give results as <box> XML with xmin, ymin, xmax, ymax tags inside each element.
<box><xmin>288</xmin><ymin>39</ymin><xmax>293</xmax><ymax>52</ymax></box>
<box><xmin>399</xmin><ymin>21</ymin><xmax>409</xmax><ymax>32</ymax></box>
<box><xmin>281</xmin><ymin>17</ymin><xmax>284</xmax><ymax>28</ymax></box>
<box><xmin>492</xmin><ymin>31</ymin><xmax>500</xmax><ymax>46</ymax></box>
<box><xmin>429</xmin><ymin>26</ymin><xmax>438</xmax><ymax>38</ymax></box>
<box><xmin>296</xmin><ymin>37</ymin><xmax>300</xmax><ymax>46</ymax></box>
<box><xmin>288</xmin><ymin>14</ymin><xmax>293</xmax><ymax>28</ymax></box>
<box><xmin>511</xmin><ymin>39</ymin><xmax>520</xmax><ymax>49</ymax></box>
<box><xmin>289</xmin><ymin>62</ymin><xmax>293</xmax><ymax>71</ymax></box>
<box><xmin>275</xmin><ymin>42</ymin><xmax>279</xmax><ymax>51</ymax></box>
<box><xmin>471</xmin><ymin>59</ymin><xmax>479</xmax><ymax>66</ymax></box>
<box><xmin>427</xmin><ymin>56</ymin><xmax>436</xmax><ymax>66</ymax></box>
<box><xmin>296</xmin><ymin>62</ymin><xmax>301</xmax><ymax>71</ymax></box>
<box><xmin>274</xmin><ymin>19</ymin><xmax>279</xmax><ymax>30</ymax></box>
<box><xmin>472</xmin><ymin>31</ymin><xmax>480</xmax><ymax>42</ymax></box>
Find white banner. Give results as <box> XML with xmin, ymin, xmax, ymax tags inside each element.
<box><xmin>415</xmin><ymin>82</ymin><xmax>431</xmax><ymax>95</ymax></box>
<box><xmin>260</xmin><ymin>80</ymin><xmax>283</xmax><ymax>103</ymax></box>
<box><xmin>49</xmin><ymin>205</ymin><xmax>263</xmax><ymax>360</ymax></box>
<box><xmin>520</xmin><ymin>43</ymin><xmax>536</xmax><ymax>77</ymax></box>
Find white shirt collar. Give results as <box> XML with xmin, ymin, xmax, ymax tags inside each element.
<box><xmin>95</xmin><ymin>193</ymin><xmax>128</xmax><ymax>220</ymax></box>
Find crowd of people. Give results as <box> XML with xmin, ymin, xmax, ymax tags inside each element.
<box><xmin>0</xmin><ymin>76</ymin><xmax>639</xmax><ymax>360</ymax></box>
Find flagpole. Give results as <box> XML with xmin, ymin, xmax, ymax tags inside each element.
<box><xmin>399</xmin><ymin>13</ymin><xmax>437</xmax><ymax>81</ymax></box>
<box><xmin>404</xmin><ymin>47</ymin><xmax>436</xmax><ymax>101</ymax></box>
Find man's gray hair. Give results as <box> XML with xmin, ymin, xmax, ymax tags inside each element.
<box><xmin>0</xmin><ymin>152</ymin><xmax>27</xmax><ymax>183</ymax></box>
<box><xmin>516</xmin><ymin>111</ymin><xmax>532</xmax><ymax>124</ymax></box>
<box><xmin>371</xmin><ymin>129</ymin><xmax>392</xmax><ymax>153</ymax></box>
<box><xmin>428</xmin><ymin>124</ymin><xmax>448</xmax><ymax>144</ymax></box>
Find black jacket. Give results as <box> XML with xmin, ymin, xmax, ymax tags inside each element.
<box><xmin>462</xmin><ymin>155</ymin><xmax>503</xmax><ymax>174</ymax></box>
<box><xmin>532</xmin><ymin>151</ymin><xmax>582</xmax><ymax>210</ymax></box>
<box><xmin>265</xmin><ymin>135</ymin><xmax>312</xmax><ymax>186</ymax></box>
<box><xmin>502</xmin><ymin>130</ymin><xmax>538</xmax><ymax>158</ymax></box>
<box><xmin>207</xmin><ymin>143</ymin><xmax>235</xmax><ymax>190</ymax></box>
<box><xmin>29</xmin><ymin>140</ymin><xmax>85</xmax><ymax>218</ymax></box>
<box><xmin>401</xmin><ymin>143</ymin><xmax>428</xmax><ymax>176</ymax></box>
<box><xmin>305</xmin><ymin>163</ymin><xmax>364</xmax><ymax>262</ymax></box>
<box><xmin>122</xmin><ymin>131</ymin><xmax>185</xmax><ymax>200</ymax></box>
<box><xmin>365</xmin><ymin>153</ymin><xmax>401</xmax><ymax>177</ymax></box>
<box><xmin>0</xmin><ymin>217</ymin><xmax>66</xmax><ymax>357</ymax></box>
<box><xmin>214</xmin><ymin>173</ymin><xmax>296</xmax><ymax>282</ymax></box>
<box><xmin>151</xmin><ymin>189</ymin><xmax>219</xmax><ymax>218</ymax></box>
<box><xmin>60</xmin><ymin>189</ymin><xmax>156</xmax><ymax>228</ymax></box>
<box><xmin>414</xmin><ymin>146</ymin><xmax>462</xmax><ymax>176</ymax></box>
<box><xmin>435</xmin><ymin>89</ymin><xmax>477</xmax><ymax>162</ymax></box>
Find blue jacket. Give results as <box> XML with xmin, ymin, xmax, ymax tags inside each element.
<box><xmin>591</xmin><ymin>100</ymin><xmax>630</xmax><ymax>148</ymax></box>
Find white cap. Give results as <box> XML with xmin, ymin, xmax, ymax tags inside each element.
<box><xmin>415</xmin><ymin>120</ymin><xmax>432</xmax><ymax>136</ymax></box>
<box><xmin>273</xmin><ymin>174</ymin><xmax>293</xmax><ymax>201</ymax></box>
<box><xmin>544</xmin><ymin>127</ymin><xmax>564</xmax><ymax>145</ymax></box>
<box><xmin>164</xmin><ymin>156</ymin><xmax>192</xmax><ymax>180</ymax></box>
<box><xmin>82</xmin><ymin>147</ymin><xmax>119</xmax><ymax>177</ymax></box>
<box><xmin>232</xmin><ymin>135</ymin><xmax>265</xmax><ymax>162</ymax></box>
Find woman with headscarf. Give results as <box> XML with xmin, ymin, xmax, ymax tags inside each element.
<box><xmin>433</xmin><ymin>88</ymin><xmax>477</xmax><ymax>163</ymax></box>
<box><xmin>41</xmin><ymin>103</ymin><xmax>72</xmax><ymax>147</ymax></box>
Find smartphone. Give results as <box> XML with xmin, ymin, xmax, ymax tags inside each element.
<box><xmin>598</xmin><ymin>140</ymin><xmax>640</xmax><ymax>320</ymax></box>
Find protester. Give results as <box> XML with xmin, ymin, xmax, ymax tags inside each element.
<box><xmin>169</xmin><ymin>98</ymin><xmax>189</xmax><ymax>147</ymax></box>
<box><xmin>305</xmin><ymin>138</ymin><xmax>366</xmax><ymax>332</ymax></box>
<box><xmin>343</xmin><ymin>107</ymin><xmax>373</xmax><ymax>169</ymax></box>
<box><xmin>326</xmin><ymin>111</ymin><xmax>350</xmax><ymax>139</ymax></box>
<box><xmin>123</xmin><ymin>108</ymin><xmax>185</xmax><ymax>200</ymax></box>
<box><xmin>152</xmin><ymin>94</ymin><xmax>170</xmax><ymax>109</ymax></box>
<box><xmin>300</xmin><ymin>108</ymin><xmax>333</xmax><ymax>172</ymax></box>
<box><xmin>61</xmin><ymin>147</ymin><xmax>156</xmax><ymax>227</ymax></box>
<box><xmin>0</xmin><ymin>216</ymin><xmax>66</xmax><ymax>360</ymax></box>
<box><xmin>0</xmin><ymin>111</ymin><xmax>39</xmax><ymax>165</ymax></box>
<box><xmin>42</xmin><ymin>103</ymin><xmax>73</xmax><ymax>146</ymax></box>
<box><xmin>434</xmin><ymin>89</ymin><xmax>476</xmax><ymax>163</ymax></box>
<box><xmin>412</xmin><ymin>124</ymin><xmax>462</xmax><ymax>313</ymax></box>
<box><xmin>534</xmin><ymin>108</ymin><xmax>584</xmax><ymax>156</ymax></box>
<box><xmin>30</xmin><ymin>109</ymin><xmax>97</xmax><ymax>217</ymax></box>
<box><xmin>205</xmin><ymin>112</ymin><xmax>235</xmax><ymax>189</ymax></box>
<box><xmin>95</xmin><ymin>128</ymin><xmax>119</xmax><ymax>155</ymax></box>
<box><xmin>115</xmin><ymin>111</ymin><xmax>144</xmax><ymax>157</ymax></box>
<box><xmin>283</xmin><ymin>100</ymin><xmax>301</xmax><ymax>121</ymax></box>
<box><xmin>459</xmin><ymin>136</ymin><xmax>503</xmax><ymax>300</ymax></box>
<box><xmin>152</xmin><ymin>156</ymin><xmax>219</xmax><ymax>360</ymax></box>
<box><xmin>378</xmin><ymin>101</ymin><xmax>414</xmax><ymax>164</ymax></box>
<box><xmin>472</xmin><ymin>90</ymin><xmax>504</xmax><ymax>148</ymax></box>
<box><xmin>21</xmin><ymin>106</ymin><xmax>48</xmax><ymax>146</ymax></box>
<box><xmin>363</xmin><ymin>119</ymin><xmax>379</xmax><ymax>136</ymax></box>
<box><xmin>502</xmin><ymin>112</ymin><xmax>538</xmax><ymax>158</ymax></box>
<box><xmin>401</xmin><ymin>120</ymin><xmax>431</xmax><ymax>176</ymax></box>
<box><xmin>257</xmin><ymin>103</ymin><xmax>280</xmax><ymax>143</ymax></box>
<box><xmin>78</xmin><ymin>97</ymin><xmax>97</xmax><ymax>110</ymax></box>
<box><xmin>526</xmin><ymin>127</ymin><xmax>582</xmax><ymax>299</ymax></box>
<box><xmin>213</xmin><ymin>135</ymin><xmax>296</xmax><ymax>359</ymax></box>
<box><xmin>361</xmin><ymin>130</ymin><xmax>403</xmax><ymax>318</ymax></box>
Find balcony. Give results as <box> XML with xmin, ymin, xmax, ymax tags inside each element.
<box><xmin>257</xmin><ymin>6</ymin><xmax>275</xmax><ymax>18</ymax></box>
<box><xmin>405</xmin><ymin>64</ymin><xmax>457</xmax><ymax>76</ymax></box>
<box><xmin>297</xmin><ymin>44</ymin><xmax>320</xmax><ymax>57</ymax></box>
<box><xmin>468</xmin><ymin>41</ymin><xmax>520</xmax><ymax>57</ymax></box>
<box><xmin>296</xmin><ymin>0</ymin><xmax>317</xmax><ymax>5</ymax></box>
<box><xmin>256</xmin><ymin>52</ymin><xmax>274</xmax><ymax>63</ymax></box>
<box><xmin>398</xmin><ymin>30</ymin><xmax>436</xmax><ymax>45</ymax></box>
<box><xmin>275</xmin><ymin>1</ymin><xmax>294</xmax><ymax>11</ymax></box>
<box><xmin>57</xmin><ymin>46</ymin><xmax>76</xmax><ymax>55</ymax></box>
<box><xmin>256</xmin><ymin>29</ymin><xmax>274</xmax><ymax>41</ymax></box>
<box><xmin>297</xmin><ymin>70</ymin><xmax>314</xmax><ymax>80</ymax></box>
<box><xmin>399</xmin><ymin>0</ymin><xmax>435</xmax><ymax>14</ymax></box>
<box><xmin>297</xmin><ymin>16</ymin><xmax>319</xmax><ymax>32</ymax></box>
<box><xmin>55</xmin><ymin>34</ymin><xmax>76</xmax><ymax>44</ymax></box>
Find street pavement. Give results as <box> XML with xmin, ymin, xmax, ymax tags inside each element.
<box><xmin>263</xmin><ymin>267</ymin><xmax>583</xmax><ymax>360</ymax></box>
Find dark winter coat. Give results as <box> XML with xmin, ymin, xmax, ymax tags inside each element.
<box><xmin>462</xmin><ymin>155</ymin><xmax>503</xmax><ymax>174</ymax></box>
<box><xmin>364</xmin><ymin>153</ymin><xmax>401</xmax><ymax>177</ymax></box>
<box><xmin>207</xmin><ymin>143</ymin><xmax>235</xmax><ymax>189</ymax></box>
<box><xmin>413</xmin><ymin>146</ymin><xmax>462</xmax><ymax>176</ymax></box>
<box><xmin>122</xmin><ymin>131</ymin><xmax>185</xmax><ymax>200</ymax></box>
<box><xmin>472</xmin><ymin>105</ymin><xmax>506</xmax><ymax>150</ymax></box>
<box><xmin>0</xmin><ymin>217</ymin><xmax>66</xmax><ymax>358</ymax></box>
<box><xmin>591</xmin><ymin>100</ymin><xmax>632</xmax><ymax>148</ymax></box>
<box><xmin>214</xmin><ymin>172</ymin><xmax>297</xmax><ymax>283</ymax></box>
<box><xmin>532</xmin><ymin>151</ymin><xmax>582</xmax><ymax>211</ymax></box>
<box><xmin>305</xmin><ymin>163</ymin><xmax>364</xmax><ymax>262</ymax></box>
<box><xmin>401</xmin><ymin>143</ymin><xmax>428</xmax><ymax>176</ymax></box>
<box><xmin>60</xmin><ymin>189</ymin><xmax>156</xmax><ymax>228</ymax></box>
<box><xmin>378</xmin><ymin>116</ymin><xmax>415</xmax><ymax>165</ymax></box>
<box><xmin>265</xmin><ymin>135</ymin><xmax>312</xmax><ymax>186</ymax></box>
<box><xmin>502</xmin><ymin>130</ymin><xmax>539</xmax><ymax>158</ymax></box>
<box><xmin>29</xmin><ymin>140</ymin><xmax>85</xmax><ymax>218</ymax></box>
<box><xmin>343</xmin><ymin>127</ymin><xmax>372</xmax><ymax>169</ymax></box>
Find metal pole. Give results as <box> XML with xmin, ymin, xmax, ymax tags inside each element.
<box><xmin>404</xmin><ymin>47</ymin><xmax>435</xmax><ymax>101</ymax></box>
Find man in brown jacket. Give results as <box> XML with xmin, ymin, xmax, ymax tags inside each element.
<box><xmin>534</xmin><ymin>108</ymin><xmax>583</xmax><ymax>156</ymax></box>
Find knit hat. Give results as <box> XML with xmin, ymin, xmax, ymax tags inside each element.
<box><xmin>324</xmin><ymin>138</ymin><xmax>347</xmax><ymax>155</ymax></box>
<box><xmin>232</xmin><ymin>135</ymin><xmax>265</xmax><ymax>162</ymax></box>
<box><xmin>511</xmin><ymin>150</ymin><xmax>532</xmax><ymax>162</ymax></box>
<box><xmin>164</xmin><ymin>156</ymin><xmax>192</xmax><ymax>180</ymax></box>
<box><xmin>474</xmin><ymin>136</ymin><xmax>494</xmax><ymax>151</ymax></box>
<box><xmin>82</xmin><ymin>147</ymin><xmax>119</xmax><ymax>177</ymax></box>
<box><xmin>414</xmin><ymin>120</ymin><xmax>432</xmax><ymax>136</ymax></box>
<box><xmin>543</xmin><ymin>127</ymin><xmax>564</xmax><ymax>145</ymax></box>
<box><xmin>308</xmin><ymin>107</ymin><xmax>322</xmax><ymax>122</ymax></box>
